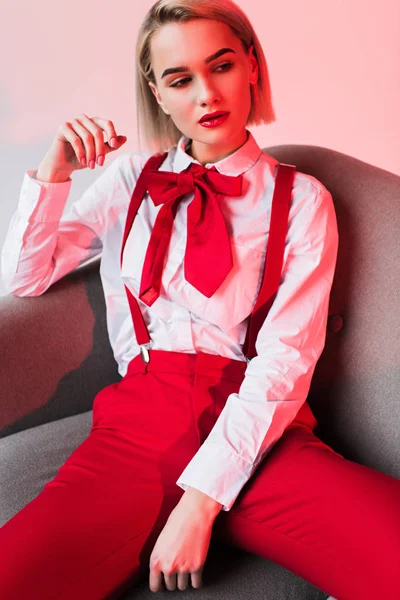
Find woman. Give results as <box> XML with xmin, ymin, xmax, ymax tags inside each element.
<box><xmin>1</xmin><ymin>1</ymin><xmax>399</xmax><ymax>599</ymax></box>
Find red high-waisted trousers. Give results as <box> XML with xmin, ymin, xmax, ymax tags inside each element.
<box><xmin>0</xmin><ymin>159</ymin><xmax>399</xmax><ymax>600</ymax></box>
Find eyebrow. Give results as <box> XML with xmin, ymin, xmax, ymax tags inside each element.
<box><xmin>160</xmin><ymin>47</ymin><xmax>236</xmax><ymax>79</ymax></box>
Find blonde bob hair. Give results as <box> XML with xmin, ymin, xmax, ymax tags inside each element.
<box><xmin>135</xmin><ymin>0</ymin><xmax>276</xmax><ymax>154</ymax></box>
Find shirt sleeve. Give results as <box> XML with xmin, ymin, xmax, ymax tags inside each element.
<box><xmin>176</xmin><ymin>181</ymin><xmax>339</xmax><ymax>511</ymax></box>
<box><xmin>1</xmin><ymin>156</ymin><xmax>122</xmax><ymax>297</ymax></box>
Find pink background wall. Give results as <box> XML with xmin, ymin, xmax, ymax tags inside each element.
<box><xmin>1</xmin><ymin>0</ymin><xmax>399</xmax><ymax>295</ymax></box>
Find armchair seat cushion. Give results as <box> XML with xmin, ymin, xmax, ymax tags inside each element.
<box><xmin>0</xmin><ymin>411</ymin><xmax>328</xmax><ymax>600</ymax></box>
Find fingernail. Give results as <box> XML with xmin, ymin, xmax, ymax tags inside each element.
<box><xmin>97</xmin><ymin>155</ymin><xmax>104</xmax><ymax>166</ymax></box>
<box><xmin>89</xmin><ymin>159</ymin><xmax>95</xmax><ymax>169</ymax></box>
<box><xmin>110</xmin><ymin>137</ymin><xmax>117</xmax><ymax>148</ymax></box>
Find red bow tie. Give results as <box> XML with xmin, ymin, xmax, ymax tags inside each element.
<box><xmin>138</xmin><ymin>161</ymin><xmax>243</xmax><ymax>306</ymax></box>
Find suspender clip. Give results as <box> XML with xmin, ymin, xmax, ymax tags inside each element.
<box><xmin>139</xmin><ymin>344</ymin><xmax>151</xmax><ymax>364</ymax></box>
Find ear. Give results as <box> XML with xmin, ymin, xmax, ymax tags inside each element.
<box><xmin>248</xmin><ymin>44</ymin><xmax>259</xmax><ymax>85</ymax></box>
<box><xmin>148</xmin><ymin>81</ymin><xmax>171</xmax><ymax>116</ymax></box>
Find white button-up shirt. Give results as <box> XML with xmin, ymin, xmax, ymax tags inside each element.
<box><xmin>1</xmin><ymin>129</ymin><xmax>339</xmax><ymax>511</ymax></box>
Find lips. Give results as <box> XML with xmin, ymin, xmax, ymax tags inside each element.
<box><xmin>199</xmin><ymin>111</ymin><xmax>229</xmax><ymax>123</ymax></box>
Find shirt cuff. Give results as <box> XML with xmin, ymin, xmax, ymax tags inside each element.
<box><xmin>18</xmin><ymin>170</ymin><xmax>73</xmax><ymax>222</ymax></box>
<box><xmin>176</xmin><ymin>440</ymin><xmax>254</xmax><ymax>512</ymax></box>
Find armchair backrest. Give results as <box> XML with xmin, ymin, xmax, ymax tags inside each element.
<box><xmin>265</xmin><ymin>144</ymin><xmax>400</xmax><ymax>479</ymax></box>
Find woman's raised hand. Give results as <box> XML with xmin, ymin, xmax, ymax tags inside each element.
<box><xmin>38</xmin><ymin>114</ymin><xmax>127</xmax><ymax>178</ymax></box>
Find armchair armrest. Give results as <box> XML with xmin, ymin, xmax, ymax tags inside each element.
<box><xmin>0</xmin><ymin>259</ymin><xmax>121</xmax><ymax>439</ymax></box>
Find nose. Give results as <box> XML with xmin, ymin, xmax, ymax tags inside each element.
<box><xmin>196</xmin><ymin>77</ymin><xmax>221</xmax><ymax>107</ymax></box>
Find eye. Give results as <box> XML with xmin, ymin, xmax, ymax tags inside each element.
<box><xmin>170</xmin><ymin>62</ymin><xmax>233</xmax><ymax>88</ymax></box>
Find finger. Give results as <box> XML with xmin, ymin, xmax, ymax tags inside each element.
<box><xmin>80</xmin><ymin>113</ymin><xmax>125</xmax><ymax>160</ymax></box>
<box><xmin>90</xmin><ymin>115</ymin><xmax>120</xmax><ymax>150</ymax></box>
<box><xmin>76</xmin><ymin>113</ymin><xmax>112</xmax><ymax>167</ymax></box>
<box><xmin>163</xmin><ymin>571</ymin><xmax>177</xmax><ymax>591</ymax></box>
<box><xmin>60</xmin><ymin>122</ymin><xmax>88</xmax><ymax>167</ymax></box>
<box><xmin>149</xmin><ymin>567</ymin><xmax>163</xmax><ymax>593</ymax></box>
<box><xmin>70</xmin><ymin>116</ymin><xmax>100</xmax><ymax>169</ymax></box>
<box><xmin>191</xmin><ymin>568</ymin><xmax>203</xmax><ymax>589</ymax></box>
<box><xmin>177</xmin><ymin>570</ymin><xmax>190</xmax><ymax>590</ymax></box>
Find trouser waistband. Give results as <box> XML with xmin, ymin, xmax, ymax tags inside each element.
<box><xmin>125</xmin><ymin>349</ymin><xmax>248</xmax><ymax>383</ymax></box>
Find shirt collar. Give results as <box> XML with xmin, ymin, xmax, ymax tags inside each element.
<box><xmin>172</xmin><ymin>128</ymin><xmax>266</xmax><ymax>176</ymax></box>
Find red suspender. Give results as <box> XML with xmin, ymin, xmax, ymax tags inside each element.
<box><xmin>120</xmin><ymin>152</ymin><xmax>168</xmax><ymax>361</ymax></box>
<box><xmin>120</xmin><ymin>153</ymin><xmax>295</xmax><ymax>363</ymax></box>
<box><xmin>242</xmin><ymin>163</ymin><xmax>295</xmax><ymax>359</ymax></box>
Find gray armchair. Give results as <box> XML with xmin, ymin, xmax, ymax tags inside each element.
<box><xmin>1</xmin><ymin>144</ymin><xmax>399</xmax><ymax>599</ymax></box>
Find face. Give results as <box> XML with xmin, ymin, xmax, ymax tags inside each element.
<box><xmin>148</xmin><ymin>18</ymin><xmax>259</xmax><ymax>165</ymax></box>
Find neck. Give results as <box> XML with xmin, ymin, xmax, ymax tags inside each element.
<box><xmin>186</xmin><ymin>130</ymin><xmax>249</xmax><ymax>166</ymax></box>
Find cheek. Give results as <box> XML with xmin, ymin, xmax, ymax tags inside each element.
<box><xmin>168</xmin><ymin>100</ymin><xmax>193</xmax><ymax>127</ymax></box>
<box><xmin>166</xmin><ymin>92</ymin><xmax>191</xmax><ymax>114</ymax></box>
<box><xmin>227</xmin><ymin>69</ymin><xmax>250</xmax><ymax>95</ymax></box>
<box><xmin>227</xmin><ymin>80</ymin><xmax>251</xmax><ymax>111</ymax></box>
